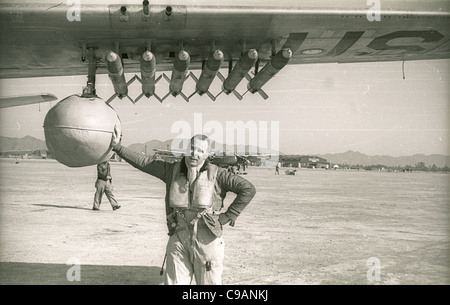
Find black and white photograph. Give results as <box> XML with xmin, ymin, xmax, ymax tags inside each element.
<box><xmin>0</xmin><ymin>0</ymin><xmax>449</xmax><ymax>291</ymax></box>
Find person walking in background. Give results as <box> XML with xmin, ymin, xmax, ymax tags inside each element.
<box><xmin>275</xmin><ymin>161</ymin><xmax>281</xmax><ymax>175</ymax></box>
<box><xmin>93</xmin><ymin>161</ymin><xmax>120</xmax><ymax>211</ymax></box>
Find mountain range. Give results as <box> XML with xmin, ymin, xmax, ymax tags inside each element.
<box><xmin>317</xmin><ymin>150</ymin><xmax>450</xmax><ymax>168</ymax></box>
<box><xmin>1</xmin><ymin>136</ymin><xmax>448</xmax><ymax>167</ymax></box>
<box><xmin>0</xmin><ymin>135</ymin><xmax>47</xmax><ymax>152</ymax></box>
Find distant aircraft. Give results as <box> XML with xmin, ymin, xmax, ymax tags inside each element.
<box><xmin>152</xmin><ymin>148</ymin><xmax>184</xmax><ymax>163</ymax></box>
<box><xmin>153</xmin><ymin>148</ymin><xmax>269</xmax><ymax>171</ymax></box>
<box><xmin>210</xmin><ymin>154</ymin><xmax>250</xmax><ymax>170</ymax></box>
<box><xmin>210</xmin><ymin>153</ymin><xmax>272</xmax><ymax>173</ymax></box>
<box><xmin>0</xmin><ymin>1</ymin><xmax>449</xmax><ymax>166</ymax></box>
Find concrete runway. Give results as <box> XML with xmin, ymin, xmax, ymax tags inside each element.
<box><xmin>0</xmin><ymin>158</ymin><xmax>448</xmax><ymax>284</ymax></box>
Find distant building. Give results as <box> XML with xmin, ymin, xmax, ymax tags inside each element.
<box><xmin>280</xmin><ymin>155</ymin><xmax>329</xmax><ymax>169</ymax></box>
<box><xmin>0</xmin><ymin>149</ymin><xmax>49</xmax><ymax>159</ymax></box>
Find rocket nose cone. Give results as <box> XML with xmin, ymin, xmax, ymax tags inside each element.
<box><xmin>213</xmin><ymin>50</ymin><xmax>224</xmax><ymax>60</ymax></box>
<box><xmin>142</xmin><ymin>51</ymin><xmax>154</xmax><ymax>61</ymax></box>
<box><xmin>247</xmin><ymin>49</ymin><xmax>258</xmax><ymax>60</ymax></box>
<box><xmin>106</xmin><ymin>51</ymin><xmax>118</xmax><ymax>62</ymax></box>
<box><xmin>178</xmin><ymin>50</ymin><xmax>190</xmax><ymax>61</ymax></box>
<box><xmin>282</xmin><ymin>48</ymin><xmax>293</xmax><ymax>59</ymax></box>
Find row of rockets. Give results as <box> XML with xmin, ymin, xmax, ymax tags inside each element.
<box><xmin>104</xmin><ymin>47</ymin><xmax>292</xmax><ymax>103</ymax></box>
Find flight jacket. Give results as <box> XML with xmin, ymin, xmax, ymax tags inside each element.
<box><xmin>97</xmin><ymin>162</ymin><xmax>111</xmax><ymax>181</ymax></box>
<box><xmin>112</xmin><ymin>143</ymin><xmax>256</xmax><ymax>235</ymax></box>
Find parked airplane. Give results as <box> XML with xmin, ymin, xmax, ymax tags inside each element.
<box><xmin>153</xmin><ymin>148</ymin><xmax>269</xmax><ymax>170</ymax></box>
<box><xmin>211</xmin><ymin>154</ymin><xmax>250</xmax><ymax>170</ymax></box>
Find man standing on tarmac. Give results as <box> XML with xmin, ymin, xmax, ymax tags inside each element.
<box><xmin>275</xmin><ymin>161</ymin><xmax>281</xmax><ymax>175</ymax></box>
<box><xmin>110</xmin><ymin>130</ymin><xmax>256</xmax><ymax>285</ymax></box>
<box><xmin>93</xmin><ymin>161</ymin><xmax>121</xmax><ymax>211</ymax></box>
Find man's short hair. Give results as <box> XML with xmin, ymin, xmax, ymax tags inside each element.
<box><xmin>190</xmin><ymin>134</ymin><xmax>211</xmax><ymax>150</ymax></box>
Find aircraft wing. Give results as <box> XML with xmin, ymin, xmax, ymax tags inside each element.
<box><xmin>0</xmin><ymin>1</ymin><xmax>449</xmax><ymax>80</ymax></box>
<box><xmin>0</xmin><ymin>93</ymin><xmax>58</xmax><ymax>108</ymax></box>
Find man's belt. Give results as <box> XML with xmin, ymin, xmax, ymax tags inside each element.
<box><xmin>168</xmin><ymin>208</ymin><xmax>223</xmax><ymax>238</ymax></box>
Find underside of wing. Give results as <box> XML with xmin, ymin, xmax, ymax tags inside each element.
<box><xmin>0</xmin><ymin>1</ymin><xmax>449</xmax><ymax>102</ymax></box>
<box><xmin>1</xmin><ymin>1</ymin><xmax>449</xmax><ymax>79</ymax></box>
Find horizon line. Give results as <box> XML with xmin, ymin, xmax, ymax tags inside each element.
<box><xmin>1</xmin><ymin>135</ymin><xmax>448</xmax><ymax>158</ymax></box>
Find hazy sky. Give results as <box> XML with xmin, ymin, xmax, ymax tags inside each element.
<box><xmin>0</xmin><ymin>59</ymin><xmax>448</xmax><ymax>157</ymax></box>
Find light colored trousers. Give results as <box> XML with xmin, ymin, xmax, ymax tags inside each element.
<box><xmin>164</xmin><ymin>222</ymin><xmax>225</xmax><ymax>285</ymax></box>
<box><xmin>93</xmin><ymin>179</ymin><xmax>119</xmax><ymax>209</ymax></box>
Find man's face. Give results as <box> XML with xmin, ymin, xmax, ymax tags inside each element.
<box><xmin>185</xmin><ymin>139</ymin><xmax>209</xmax><ymax>168</ymax></box>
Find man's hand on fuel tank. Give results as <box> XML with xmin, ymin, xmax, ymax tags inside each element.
<box><xmin>111</xmin><ymin>124</ymin><xmax>122</xmax><ymax>148</ymax></box>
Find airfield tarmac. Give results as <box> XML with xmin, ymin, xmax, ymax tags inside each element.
<box><xmin>0</xmin><ymin>158</ymin><xmax>448</xmax><ymax>285</ymax></box>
